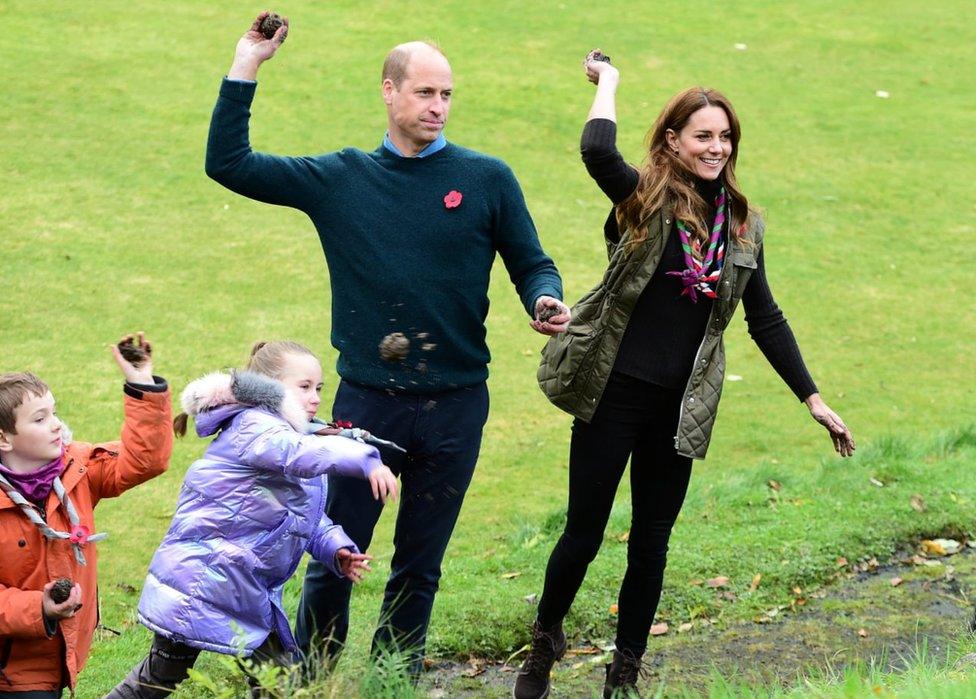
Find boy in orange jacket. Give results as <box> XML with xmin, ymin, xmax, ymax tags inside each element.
<box><xmin>0</xmin><ymin>333</ymin><xmax>173</xmax><ymax>698</ymax></box>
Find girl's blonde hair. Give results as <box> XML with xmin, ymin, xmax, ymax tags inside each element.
<box><xmin>245</xmin><ymin>340</ymin><xmax>316</xmax><ymax>379</ymax></box>
<box><xmin>173</xmin><ymin>340</ymin><xmax>318</xmax><ymax>437</ymax></box>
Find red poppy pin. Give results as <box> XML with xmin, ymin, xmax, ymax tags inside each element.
<box><xmin>443</xmin><ymin>190</ymin><xmax>463</xmax><ymax>209</ymax></box>
<box><xmin>69</xmin><ymin>525</ymin><xmax>91</xmax><ymax>545</ymax></box>
<box><xmin>333</xmin><ymin>420</ymin><xmax>353</xmax><ymax>429</ymax></box>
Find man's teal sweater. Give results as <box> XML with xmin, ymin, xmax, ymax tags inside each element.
<box><xmin>207</xmin><ymin>79</ymin><xmax>562</xmax><ymax>393</ymax></box>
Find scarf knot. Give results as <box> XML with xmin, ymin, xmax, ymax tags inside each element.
<box><xmin>670</xmin><ymin>186</ymin><xmax>728</xmax><ymax>303</ymax></box>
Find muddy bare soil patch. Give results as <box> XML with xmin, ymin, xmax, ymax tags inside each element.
<box><xmin>422</xmin><ymin>549</ymin><xmax>976</xmax><ymax>697</ymax></box>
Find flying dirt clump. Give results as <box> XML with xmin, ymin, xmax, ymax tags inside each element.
<box><xmin>379</xmin><ymin>333</ymin><xmax>410</xmax><ymax>362</ymax></box>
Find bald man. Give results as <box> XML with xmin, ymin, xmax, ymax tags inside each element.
<box><xmin>205</xmin><ymin>13</ymin><xmax>570</xmax><ymax>676</ymax></box>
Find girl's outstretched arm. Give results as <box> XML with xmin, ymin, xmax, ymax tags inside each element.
<box><xmin>234</xmin><ymin>415</ymin><xmax>383</xmax><ymax>480</ymax></box>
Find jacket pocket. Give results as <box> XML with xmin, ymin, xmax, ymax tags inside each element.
<box><xmin>730</xmin><ymin>251</ymin><xmax>758</xmax><ymax>301</ymax></box>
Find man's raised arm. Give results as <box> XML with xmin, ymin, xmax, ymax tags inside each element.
<box><xmin>205</xmin><ymin>12</ymin><xmax>320</xmax><ymax>211</ymax></box>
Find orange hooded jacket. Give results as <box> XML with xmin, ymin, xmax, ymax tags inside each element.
<box><xmin>0</xmin><ymin>384</ymin><xmax>172</xmax><ymax>693</ymax></box>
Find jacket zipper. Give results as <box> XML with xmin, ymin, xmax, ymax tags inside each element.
<box><xmin>674</xmin><ymin>254</ymin><xmax>735</xmax><ymax>451</ymax></box>
<box><xmin>675</xmin><ymin>332</ymin><xmax>709</xmax><ymax>451</ymax></box>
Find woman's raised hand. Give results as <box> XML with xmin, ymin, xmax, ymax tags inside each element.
<box><xmin>804</xmin><ymin>394</ymin><xmax>856</xmax><ymax>457</ymax></box>
<box><xmin>584</xmin><ymin>49</ymin><xmax>619</xmax><ymax>85</ymax></box>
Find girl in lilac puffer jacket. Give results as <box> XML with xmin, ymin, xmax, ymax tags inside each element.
<box><xmin>108</xmin><ymin>341</ymin><xmax>398</xmax><ymax>698</ymax></box>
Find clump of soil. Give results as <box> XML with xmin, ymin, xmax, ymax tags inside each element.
<box><xmin>117</xmin><ymin>337</ymin><xmax>150</xmax><ymax>366</ymax></box>
<box><xmin>379</xmin><ymin>333</ymin><xmax>410</xmax><ymax>362</ymax></box>
<box><xmin>537</xmin><ymin>305</ymin><xmax>561</xmax><ymax>323</ymax></box>
<box><xmin>259</xmin><ymin>12</ymin><xmax>284</xmax><ymax>39</ymax></box>
<box><xmin>50</xmin><ymin>578</ymin><xmax>73</xmax><ymax>604</ymax></box>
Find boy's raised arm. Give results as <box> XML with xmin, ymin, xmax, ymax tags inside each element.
<box><xmin>88</xmin><ymin>334</ymin><xmax>173</xmax><ymax>501</ymax></box>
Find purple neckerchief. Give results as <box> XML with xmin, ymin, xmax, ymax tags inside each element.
<box><xmin>0</xmin><ymin>453</ymin><xmax>64</xmax><ymax>506</ymax></box>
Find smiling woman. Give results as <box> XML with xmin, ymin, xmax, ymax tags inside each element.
<box><xmin>521</xmin><ymin>50</ymin><xmax>857</xmax><ymax>699</ymax></box>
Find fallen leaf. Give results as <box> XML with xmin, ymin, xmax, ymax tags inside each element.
<box><xmin>858</xmin><ymin>628</ymin><xmax>869</xmax><ymax>638</ymax></box>
<box><xmin>836</xmin><ymin>556</ymin><xmax>848</xmax><ymax>567</ymax></box>
<box><xmin>719</xmin><ymin>591</ymin><xmax>737</xmax><ymax>602</ymax></box>
<box><xmin>767</xmin><ymin>479</ymin><xmax>782</xmax><ymax>491</ymax></box>
<box><xmin>870</xmin><ymin>477</ymin><xmax>884</xmax><ymax>487</ymax></box>
<box><xmin>890</xmin><ymin>577</ymin><xmax>903</xmax><ymax>587</ymax></box>
<box><xmin>688</xmin><ymin>578</ymin><xmax>704</xmax><ymax>586</ymax></box>
<box><xmin>792</xmin><ymin>585</ymin><xmax>803</xmax><ymax>596</ymax></box>
<box><xmin>934</xmin><ymin>538</ymin><xmax>961</xmax><ymax>555</ymax></box>
<box><xmin>678</xmin><ymin>622</ymin><xmax>694</xmax><ymax>633</ymax></box>
<box><xmin>609</xmin><ymin>603</ymin><xmax>618</xmax><ymax>614</ymax></box>
<box><xmin>910</xmin><ymin>495</ymin><xmax>926</xmax><ymax>513</ymax></box>
<box><xmin>523</xmin><ymin>593</ymin><xmax>538</xmax><ymax>604</ymax></box>
<box><xmin>921</xmin><ymin>540</ymin><xmax>946</xmax><ymax>556</ymax></box>
<box><xmin>706</xmin><ymin>576</ymin><xmax>730</xmax><ymax>588</ymax></box>
<box><xmin>565</xmin><ymin>647</ymin><xmax>601</xmax><ymax>656</ymax></box>
<box><xmin>462</xmin><ymin>659</ymin><xmax>486</xmax><ymax>678</ymax></box>
<box><xmin>501</xmin><ymin>571</ymin><xmax>522</xmax><ymax>579</ymax></box>
<box><xmin>649</xmin><ymin>622</ymin><xmax>669</xmax><ymax>636</ymax></box>
<box><xmin>749</xmin><ymin>573</ymin><xmax>762</xmax><ymax>592</ymax></box>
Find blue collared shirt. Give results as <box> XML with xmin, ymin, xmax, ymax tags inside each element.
<box><xmin>382</xmin><ymin>132</ymin><xmax>447</xmax><ymax>158</ymax></box>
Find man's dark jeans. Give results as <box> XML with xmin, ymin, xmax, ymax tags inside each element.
<box><xmin>295</xmin><ymin>379</ymin><xmax>489</xmax><ymax>674</ymax></box>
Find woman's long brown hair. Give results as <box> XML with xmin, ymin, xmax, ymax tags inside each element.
<box><xmin>616</xmin><ymin>87</ymin><xmax>751</xmax><ymax>255</ymax></box>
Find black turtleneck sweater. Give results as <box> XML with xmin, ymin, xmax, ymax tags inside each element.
<box><xmin>580</xmin><ymin>118</ymin><xmax>817</xmax><ymax>400</ymax></box>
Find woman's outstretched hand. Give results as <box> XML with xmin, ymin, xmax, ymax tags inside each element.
<box><xmin>805</xmin><ymin>393</ymin><xmax>856</xmax><ymax>457</ymax></box>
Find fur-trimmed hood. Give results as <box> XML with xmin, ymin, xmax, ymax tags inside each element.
<box><xmin>180</xmin><ymin>371</ymin><xmax>309</xmax><ymax>435</ymax></box>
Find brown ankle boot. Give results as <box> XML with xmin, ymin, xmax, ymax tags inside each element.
<box><xmin>603</xmin><ymin>648</ymin><xmax>645</xmax><ymax>698</ymax></box>
<box><xmin>512</xmin><ymin>620</ymin><xmax>567</xmax><ymax>699</ymax></box>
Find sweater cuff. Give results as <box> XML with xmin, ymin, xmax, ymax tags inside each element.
<box><xmin>219</xmin><ymin>77</ymin><xmax>257</xmax><ymax>105</ymax></box>
<box><xmin>44</xmin><ymin>612</ymin><xmax>59</xmax><ymax>638</ymax></box>
<box><xmin>124</xmin><ymin>376</ymin><xmax>168</xmax><ymax>399</ymax></box>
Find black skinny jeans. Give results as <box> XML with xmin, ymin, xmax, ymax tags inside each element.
<box><xmin>536</xmin><ymin>371</ymin><xmax>693</xmax><ymax>656</ymax></box>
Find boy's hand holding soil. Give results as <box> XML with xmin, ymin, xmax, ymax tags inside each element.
<box><xmin>112</xmin><ymin>332</ymin><xmax>154</xmax><ymax>385</ymax></box>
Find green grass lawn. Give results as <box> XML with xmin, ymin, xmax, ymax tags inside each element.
<box><xmin>2</xmin><ymin>0</ymin><xmax>974</xmax><ymax>696</ymax></box>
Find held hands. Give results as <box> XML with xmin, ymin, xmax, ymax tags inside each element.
<box><xmin>369</xmin><ymin>464</ymin><xmax>399</xmax><ymax>504</ymax></box>
<box><xmin>228</xmin><ymin>11</ymin><xmax>290</xmax><ymax>79</ymax></box>
<box><xmin>584</xmin><ymin>49</ymin><xmax>619</xmax><ymax>85</ymax></box>
<box><xmin>531</xmin><ymin>296</ymin><xmax>572</xmax><ymax>336</ymax></box>
<box><xmin>805</xmin><ymin>394</ymin><xmax>856</xmax><ymax>457</ymax></box>
<box><xmin>42</xmin><ymin>580</ymin><xmax>83</xmax><ymax>622</ymax></box>
<box><xmin>111</xmin><ymin>332</ymin><xmax>155</xmax><ymax>385</ymax></box>
<box><xmin>335</xmin><ymin>548</ymin><xmax>373</xmax><ymax>583</ymax></box>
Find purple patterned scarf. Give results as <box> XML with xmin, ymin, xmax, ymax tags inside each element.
<box><xmin>0</xmin><ymin>453</ymin><xmax>64</xmax><ymax>506</ymax></box>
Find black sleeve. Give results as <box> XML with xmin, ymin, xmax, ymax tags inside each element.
<box><xmin>741</xmin><ymin>249</ymin><xmax>819</xmax><ymax>401</ymax></box>
<box><xmin>580</xmin><ymin>119</ymin><xmax>639</xmax><ymax>205</ymax></box>
<box><xmin>123</xmin><ymin>376</ymin><xmax>168</xmax><ymax>400</ymax></box>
